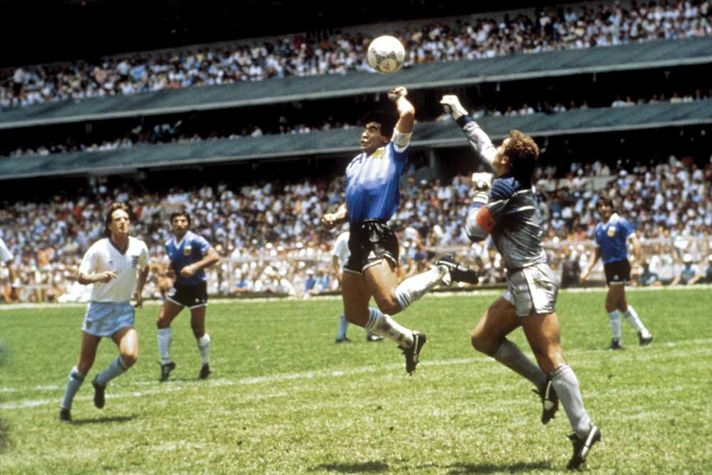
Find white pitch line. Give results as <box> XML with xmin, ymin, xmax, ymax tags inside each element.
<box><xmin>1</xmin><ymin>284</ymin><xmax>709</xmax><ymax>311</ymax></box>
<box><xmin>2</xmin><ymin>338</ymin><xmax>710</xmax><ymax>411</ymax></box>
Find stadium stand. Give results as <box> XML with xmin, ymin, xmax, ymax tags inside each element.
<box><xmin>1</xmin><ymin>0</ymin><xmax>711</xmax><ymax>303</ymax></box>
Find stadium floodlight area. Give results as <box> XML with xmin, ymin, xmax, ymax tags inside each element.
<box><xmin>1</xmin><ymin>37</ymin><xmax>711</xmax><ymax>130</ymax></box>
<box><xmin>1</xmin><ymin>100</ymin><xmax>711</xmax><ymax>180</ymax></box>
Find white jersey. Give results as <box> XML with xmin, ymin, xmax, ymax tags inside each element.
<box><xmin>79</xmin><ymin>237</ymin><xmax>149</xmax><ymax>302</ymax></box>
<box><xmin>0</xmin><ymin>238</ymin><xmax>13</xmax><ymax>263</ymax></box>
<box><xmin>333</xmin><ymin>232</ymin><xmax>351</xmax><ymax>269</ymax></box>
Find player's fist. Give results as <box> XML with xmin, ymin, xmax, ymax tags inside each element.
<box><xmin>180</xmin><ymin>265</ymin><xmax>196</xmax><ymax>278</ymax></box>
<box><xmin>321</xmin><ymin>213</ymin><xmax>339</xmax><ymax>229</ymax></box>
<box><xmin>98</xmin><ymin>271</ymin><xmax>118</xmax><ymax>283</ymax></box>
<box><xmin>440</xmin><ymin>94</ymin><xmax>468</xmax><ymax>120</ymax></box>
<box><xmin>388</xmin><ymin>86</ymin><xmax>408</xmax><ymax>102</ymax></box>
<box><xmin>471</xmin><ymin>172</ymin><xmax>494</xmax><ymax>192</ymax></box>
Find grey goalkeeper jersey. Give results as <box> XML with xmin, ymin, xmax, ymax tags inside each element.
<box><xmin>459</xmin><ymin>117</ymin><xmax>548</xmax><ymax>271</ymax></box>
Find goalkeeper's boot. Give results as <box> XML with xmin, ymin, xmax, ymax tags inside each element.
<box><xmin>566</xmin><ymin>424</ymin><xmax>601</xmax><ymax>470</ymax></box>
<box><xmin>401</xmin><ymin>332</ymin><xmax>427</xmax><ymax>375</ymax></box>
<box><xmin>533</xmin><ymin>378</ymin><xmax>559</xmax><ymax>425</ymax></box>
<box><xmin>436</xmin><ymin>254</ymin><xmax>478</xmax><ymax>285</ymax></box>
<box><xmin>160</xmin><ymin>361</ymin><xmax>176</xmax><ymax>382</ymax></box>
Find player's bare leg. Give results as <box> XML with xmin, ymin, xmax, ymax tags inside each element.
<box><xmin>89</xmin><ymin>327</ymin><xmax>138</xmax><ymax>410</ymax></box>
<box><xmin>156</xmin><ymin>300</ymin><xmax>183</xmax><ymax>381</ymax></box>
<box><xmin>605</xmin><ymin>284</ymin><xmax>625</xmax><ymax>349</ymax></box>
<box><xmin>522</xmin><ymin>312</ymin><xmax>599</xmax><ymax>468</ymax></box>
<box><xmin>471</xmin><ymin>298</ymin><xmax>553</xmax><ymax>422</ymax></box>
<box><xmin>615</xmin><ymin>286</ymin><xmax>652</xmax><ymax>345</ymax></box>
<box><xmin>343</xmin><ymin>265</ymin><xmax>425</xmax><ymax>374</ymax></box>
<box><xmin>190</xmin><ymin>306</ymin><xmax>211</xmax><ymax>379</ymax></box>
<box><xmin>60</xmin><ymin>332</ymin><xmax>101</xmax><ymax>421</ymax></box>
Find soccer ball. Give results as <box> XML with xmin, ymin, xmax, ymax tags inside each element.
<box><xmin>367</xmin><ymin>35</ymin><xmax>405</xmax><ymax>74</ymax></box>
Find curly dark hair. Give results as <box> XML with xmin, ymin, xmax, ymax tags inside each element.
<box><xmin>503</xmin><ymin>130</ymin><xmax>539</xmax><ymax>184</ymax></box>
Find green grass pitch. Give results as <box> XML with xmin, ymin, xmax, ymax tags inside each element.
<box><xmin>1</xmin><ymin>287</ymin><xmax>710</xmax><ymax>473</ymax></box>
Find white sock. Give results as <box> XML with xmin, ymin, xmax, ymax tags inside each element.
<box><xmin>551</xmin><ymin>364</ymin><xmax>592</xmax><ymax>438</ymax></box>
<box><xmin>157</xmin><ymin>327</ymin><xmax>172</xmax><ymax>364</ymax></box>
<box><xmin>365</xmin><ymin>307</ymin><xmax>414</xmax><ymax>348</ymax></box>
<box><xmin>608</xmin><ymin>310</ymin><xmax>622</xmax><ymax>340</ymax></box>
<box><xmin>197</xmin><ymin>333</ymin><xmax>211</xmax><ymax>365</ymax></box>
<box><xmin>624</xmin><ymin>306</ymin><xmax>650</xmax><ymax>337</ymax></box>
<box><xmin>393</xmin><ymin>266</ymin><xmax>447</xmax><ymax>310</ymax></box>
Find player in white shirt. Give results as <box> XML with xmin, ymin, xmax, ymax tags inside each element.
<box><xmin>332</xmin><ymin>231</ymin><xmax>383</xmax><ymax>343</ymax></box>
<box><xmin>0</xmin><ymin>237</ymin><xmax>17</xmax><ymax>303</ymax></box>
<box><xmin>60</xmin><ymin>203</ymin><xmax>149</xmax><ymax>423</ymax></box>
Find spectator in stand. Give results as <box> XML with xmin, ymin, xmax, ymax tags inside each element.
<box><xmin>2</xmin><ymin>1</ymin><xmax>711</xmax><ymax>108</ymax></box>
<box><xmin>670</xmin><ymin>253</ymin><xmax>701</xmax><ymax>285</ymax></box>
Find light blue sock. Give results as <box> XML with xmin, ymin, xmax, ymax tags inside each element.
<box><xmin>94</xmin><ymin>357</ymin><xmax>128</xmax><ymax>386</ymax></box>
<box><xmin>61</xmin><ymin>367</ymin><xmax>85</xmax><ymax>409</ymax></box>
<box><xmin>336</xmin><ymin>314</ymin><xmax>349</xmax><ymax>340</ymax></box>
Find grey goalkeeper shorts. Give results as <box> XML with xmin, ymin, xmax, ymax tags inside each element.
<box><xmin>503</xmin><ymin>263</ymin><xmax>559</xmax><ymax>317</ymax></box>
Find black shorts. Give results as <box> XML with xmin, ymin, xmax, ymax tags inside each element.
<box><xmin>344</xmin><ymin>220</ymin><xmax>399</xmax><ymax>274</ymax></box>
<box><xmin>166</xmin><ymin>282</ymin><xmax>208</xmax><ymax>308</ymax></box>
<box><xmin>604</xmin><ymin>260</ymin><xmax>631</xmax><ymax>285</ymax></box>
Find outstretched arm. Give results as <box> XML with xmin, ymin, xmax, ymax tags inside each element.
<box><xmin>389</xmin><ymin>86</ymin><xmax>415</xmax><ymax>135</ymax></box>
<box><xmin>440</xmin><ymin>95</ymin><xmax>496</xmax><ymax>172</ymax></box>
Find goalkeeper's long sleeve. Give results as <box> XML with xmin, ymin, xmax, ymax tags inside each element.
<box><xmin>456</xmin><ymin>116</ymin><xmax>497</xmax><ymax>172</ymax></box>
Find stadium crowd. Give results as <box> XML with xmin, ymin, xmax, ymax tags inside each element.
<box><xmin>1</xmin><ymin>155</ymin><xmax>710</xmax><ymax>303</ymax></box>
<box><xmin>4</xmin><ymin>88</ymin><xmax>711</xmax><ymax>159</ymax></box>
<box><xmin>2</xmin><ymin>0</ymin><xmax>711</xmax><ymax>108</ymax></box>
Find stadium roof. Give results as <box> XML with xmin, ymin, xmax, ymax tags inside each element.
<box><xmin>0</xmin><ymin>0</ymin><xmax>572</xmax><ymax>67</ymax></box>
<box><xmin>1</xmin><ymin>100</ymin><xmax>710</xmax><ymax>180</ymax></box>
<box><xmin>2</xmin><ymin>37</ymin><xmax>711</xmax><ymax>130</ymax></box>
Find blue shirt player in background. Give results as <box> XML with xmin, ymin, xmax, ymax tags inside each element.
<box><xmin>156</xmin><ymin>209</ymin><xmax>220</xmax><ymax>381</ymax></box>
<box><xmin>321</xmin><ymin>86</ymin><xmax>476</xmax><ymax>375</ymax></box>
<box><xmin>581</xmin><ymin>194</ymin><xmax>653</xmax><ymax>350</ymax></box>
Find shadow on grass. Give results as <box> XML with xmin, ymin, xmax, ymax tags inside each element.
<box><xmin>71</xmin><ymin>415</ymin><xmax>137</xmax><ymax>425</ymax></box>
<box><xmin>444</xmin><ymin>460</ymin><xmax>553</xmax><ymax>474</ymax></box>
<box><xmin>310</xmin><ymin>461</ymin><xmax>389</xmax><ymax>473</ymax></box>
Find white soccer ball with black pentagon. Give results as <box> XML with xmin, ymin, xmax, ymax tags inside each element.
<box><xmin>367</xmin><ymin>35</ymin><xmax>405</xmax><ymax>74</ymax></box>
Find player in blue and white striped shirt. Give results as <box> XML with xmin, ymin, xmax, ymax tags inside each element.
<box><xmin>322</xmin><ymin>87</ymin><xmax>476</xmax><ymax>375</ymax></box>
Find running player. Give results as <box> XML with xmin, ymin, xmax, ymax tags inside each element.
<box><xmin>441</xmin><ymin>94</ymin><xmax>600</xmax><ymax>470</ymax></box>
<box><xmin>581</xmin><ymin>194</ymin><xmax>653</xmax><ymax>349</ymax></box>
<box><xmin>322</xmin><ymin>86</ymin><xmax>476</xmax><ymax>374</ymax></box>
<box><xmin>59</xmin><ymin>203</ymin><xmax>149</xmax><ymax>422</ymax></box>
<box><xmin>156</xmin><ymin>210</ymin><xmax>220</xmax><ymax>381</ymax></box>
